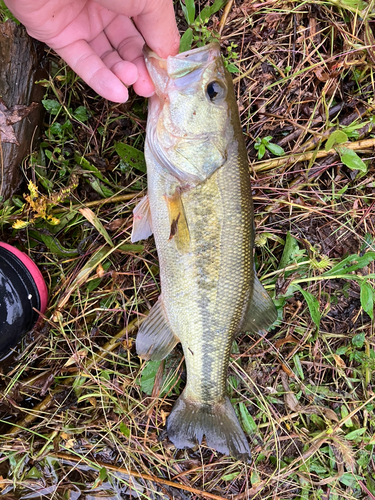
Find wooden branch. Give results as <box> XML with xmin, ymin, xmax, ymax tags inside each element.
<box><xmin>0</xmin><ymin>20</ymin><xmax>47</xmax><ymax>202</ymax></box>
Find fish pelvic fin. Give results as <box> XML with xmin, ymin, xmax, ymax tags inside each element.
<box><xmin>167</xmin><ymin>393</ymin><xmax>251</xmax><ymax>462</ymax></box>
<box><xmin>131</xmin><ymin>195</ymin><xmax>153</xmax><ymax>243</ymax></box>
<box><xmin>241</xmin><ymin>276</ymin><xmax>278</xmax><ymax>333</ymax></box>
<box><xmin>136</xmin><ymin>298</ymin><xmax>179</xmax><ymax>361</ymax></box>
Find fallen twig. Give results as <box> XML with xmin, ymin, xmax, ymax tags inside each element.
<box><xmin>51</xmin><ymin>451</ymin><xmax>230</xmax><ymax>500</ymax></box>
<box><xmin>253</xmin><ymin>137</ymin><xmax>375</xmax><ymax>172</ymax></box>
<box><xmin>51</xmin><ymin>192</ymin><xmax>143</xmax><ymax>214</ymax></box>
<box><xmin>218</xmin><ymin>0</ymin><xmax>234</xmax><ymax>34</ymax></box>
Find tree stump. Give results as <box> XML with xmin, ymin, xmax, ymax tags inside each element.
<box><xmin>0</xmin><ymin>20</ymin><xmax>47</xmax><ymax>203</ymax></box>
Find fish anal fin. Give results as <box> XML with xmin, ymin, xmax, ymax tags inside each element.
<box><xmin>131</xmin><ymin>195</ymin><xmax>153</xmax><ymax>242</ymax></box>
<box><xmin>241</xmin><ymin>276</ymin><xmax>278</xmax><ymax>333</ymax></box>
<box><xmin>136</xmin><ymin>298</ymin><xmax>179</xmax><ymax>361</ymax></box>
<box><xmin>167</xmin><ymin>393</ymin><xmax>251</xmax><ymax>462</ymax></box>
<box><xmin>164</xmin><ymin>188</ymin><xmax>190</xmax><ymax>253</ymax></box>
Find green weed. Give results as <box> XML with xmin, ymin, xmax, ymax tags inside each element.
<box><xmin>179</xmin><ymin>0</ymin><xmax>240</xmax><ymax>71</ymax></box>
<box><xmin>254</xmin><ymin>135</ymin><xmax>286</xmax><ymax>160</ymax></box>
<box><xmin>0</xmin><ymin>0</ymin><xmax>19</xmax><ymax>23</ymax></box>
<box><xmin>1</xmin><ymin>1</ymin><xmax>375</xmax><ymax>499</ymax></box>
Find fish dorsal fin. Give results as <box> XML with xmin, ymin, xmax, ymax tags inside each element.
<box><xmin>164</xmin><ymin>188</ymin><xmax>190</xmax><ymax>254</ymax></box>
<box><xmin>241</xmin><ymin>276</ymin><xmax>278</xmax><ymax>333</ymax></box>
<box><xmin>131</xmin><ymin>195</ymin><xmax>153</xmax><ymax>242</ymax></box>
<box><xmin>136</xmin><ymin>298</ymin><xmax>179</xmax><ymax>361</ymax></box>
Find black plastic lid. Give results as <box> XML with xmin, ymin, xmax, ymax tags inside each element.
<box><xmin>0</xmin><ymin>246</ymin><xmax>41</xmax><ymax>354</ymax></box>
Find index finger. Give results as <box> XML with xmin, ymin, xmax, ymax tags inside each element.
<box><xmin>133</xmin><ymin>0</ymin><xmax>180</xmax><ymax>58</ymax></box>
<box><xmin>95</xmin><ymin>0</ymin><xmax>180</xmax><ymax>58</ymax></box>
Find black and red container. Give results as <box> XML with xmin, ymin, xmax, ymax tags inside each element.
<box><xmin>0</xmin><ymin>243</ymin><xmax>48</xmax><ymax>355</ymax></box>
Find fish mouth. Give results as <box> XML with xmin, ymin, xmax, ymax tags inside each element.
<box><xmin>143</xmin><ymin>43</ymin><xmax>221</xmax><ymax>81</ymax></box>
<box><xmin>143</xmin><ymin>42</ymin><xmax>220</xmax><ymax>62</ymax></box>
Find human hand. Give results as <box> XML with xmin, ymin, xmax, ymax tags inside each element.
<box><xmin>4</xmin><ymin>0</ymin><xmax>180</xmax><ymax>102</ymax></box>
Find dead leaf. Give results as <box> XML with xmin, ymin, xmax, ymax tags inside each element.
<box><xmin>64</xmin><ymin>438</ymin><xmax>76</xmax><ymax>449</ymax></box>
<box><xmin>284</xmin><ymin>390</ymin><xmax>302</xmax><ymax>412</ymax></box>
<box><xmin>96</xmin><ymin>263</ymin><xmax>105</xmax><ymax>278</ymax></box>
<box><xmin>106</xmin><ymin>218</ymin><xmax>126</xmax><ymax>231</ymax></box>
<box><xmin>318</xmin><ymin>407</ymin><xmax>339</xmax><ymax>422</ymax></box>
<box><xmin>0</xmin><ymin>475</ymin><xmax>6</xmax><ymax>490</ymax></box>
<box><xmin>150</xmin><ymin>360</ymin><xmax>165</xmax><ymax>400</ymax></box>
<box><xmin>88</xmin><ymin>397</ymin><xmax>97</xmax><ymax>408</ymax></box>
<box><xmin>64</xmin><ymin>349</ymin><xmax>87</xmax><ymax>367</ymax></box>
<box><xmin>79</xmin><ymin>207</ymin><xmax>114</xmax><ymax>247</ymax></box>
<box><xmin>309</xmin><ymin>15</ymin><xmax>317</xmax><ymax>39</ymax></box>
<box><xmin>281</xmin><ymin>371</ymin><xmax>302</xmax><ymax>412</ymax></box>
<box><xmin>314</xmin><ymin>67</ymin><xmax>331</xmax><ymax>82</ymax></box>
<box><xmin>280</xmin><ymin>362</ymin><xmax>295</xmax><ymax>377</ymax></box>
<box><xmin>275</xmin><ymin>335</ymin><xmax>298</xmax><ymax>348</ymax></box>
<box><xmin>161</xmin><ymin>409</ymin><xmax>168</xmax><ymax>426</ymax></box>
<box><xmin>333</xmin><ymin>354</ymin><xmax>346</xmax><ymax>368</ymax></box>
<box><xmin>0</xmin><ymin>99</ymin><xmax>38</xmax><ymax>144</ymax></box>
<box><xmin>122</xmin><ymin>338</ymin><xmax>134</xmax><ymax>350</ymax></box>
<box><xmin>264</xmin><ymin>12</ymin><xmax>282</xmax><ymax>29</ymax></box>
<box><xmin>280</xmin><ymin>371</ymin><xmax>339</xmax><ymax>422</ymax></box>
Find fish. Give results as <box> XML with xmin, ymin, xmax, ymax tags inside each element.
<box><xmin>131</xmin><ymin>43</ymin><xmax>277</xmax><ymax>461</ymax></box>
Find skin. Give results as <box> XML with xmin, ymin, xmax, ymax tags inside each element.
<box><xmin>4</xmin><ymin>0</ymin><xmax>180</xmax><ymax>102</ymax></box>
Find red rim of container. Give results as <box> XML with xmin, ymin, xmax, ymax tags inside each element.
<box><xmin>0</xmin><ymin>242</ymin><xmax>48</xmax><ymax>314</ymax></box>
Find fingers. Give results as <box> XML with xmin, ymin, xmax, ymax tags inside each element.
<box><xmin>104</xmin><ymin>15</ymin><xmax>154</xmax><ymax>97</ymax></box>
<box><xmin>13</xmin><ymin>0</ymin><xmax>181</xmax><ymax>101</ymax></box>
<box><xmin>133</xmin><ymin>0</ymin><xmax>180</xmax><ymax>58</ymax></box>
<box><xmin>90</xmin><ymin>30</ymin><xmax>138</xmax><ymax>86</ymax></box>
<box><xmin>56</xmin><ymin>39</ymin><xmax>130</xmax><ymax>102</ymax></box>
<box><xmin>95</xmin><ymin>0</ymin><xmax>180</xmax><ymax>58</ymax></box>
<box><xmin>53</xmin><ymin>8</ymin><xmax>156</xmax><ymax>100</ymax></box>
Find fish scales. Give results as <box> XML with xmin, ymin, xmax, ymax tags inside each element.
<box><xmin>132</xmin><ymin>43</ymin><xmax>277</xmax><ymax>461</ymax></box>
<box><xmin>149</xmin><ymin>153</ymin><xmax>252</xmax><ymax>403</ymax></box>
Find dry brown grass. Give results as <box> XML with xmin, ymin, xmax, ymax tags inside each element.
<box><xmin>0</xmin><ymin>1</ymin><xmax>375</xmax><ymax>498</ymax></box>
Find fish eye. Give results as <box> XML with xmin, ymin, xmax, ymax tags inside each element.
<box><xmin>206</xmin><ymin>80</ymin><xmax>226</xmax><ymax>103</ymax></box>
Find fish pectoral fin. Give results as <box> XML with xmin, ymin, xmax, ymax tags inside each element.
<box><xmin>164</xmin><ymin>189</ymin><xmax>190</xmax><ymax>254</ymax></box>
<box><xmin>131</xmin><ymin>195</ymin><xmax>153</xmax><ymax>242</ymax></box>
<box><xmin>241</xmin><ymin>276</ymin><xmax>278</xmax><ymax>333</ymax></box>
<box><xmin>136</xmin><ymin>298</ymin><xmax>179</xmax><ymax>361</ymax></box>
<box><xmin>167</xmin><ymin>394</ymin><xmax>251</xmax><ymax>462</ymax></box>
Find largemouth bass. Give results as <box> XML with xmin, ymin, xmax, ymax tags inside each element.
<box><xmin>132</xmin><ymin>43</ymin><xmax>277</xmax><ymax>461</ymax></box>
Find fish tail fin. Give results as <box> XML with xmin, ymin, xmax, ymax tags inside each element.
<box><xmin>166</xmin><ymin>393</ymin><xmax>251</xmax><ymax>462</ymax></box>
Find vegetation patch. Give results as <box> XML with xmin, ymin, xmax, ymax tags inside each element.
<box><xmin>0</xmin><ymin>0</ymin><xmax>375</xmax><ymax>498</ymax></box>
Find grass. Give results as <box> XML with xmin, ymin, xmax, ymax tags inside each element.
<box><xmin>1</xmin><ymin>0</ymin><xmax>375</xmax><ymax>498</ymax></box>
